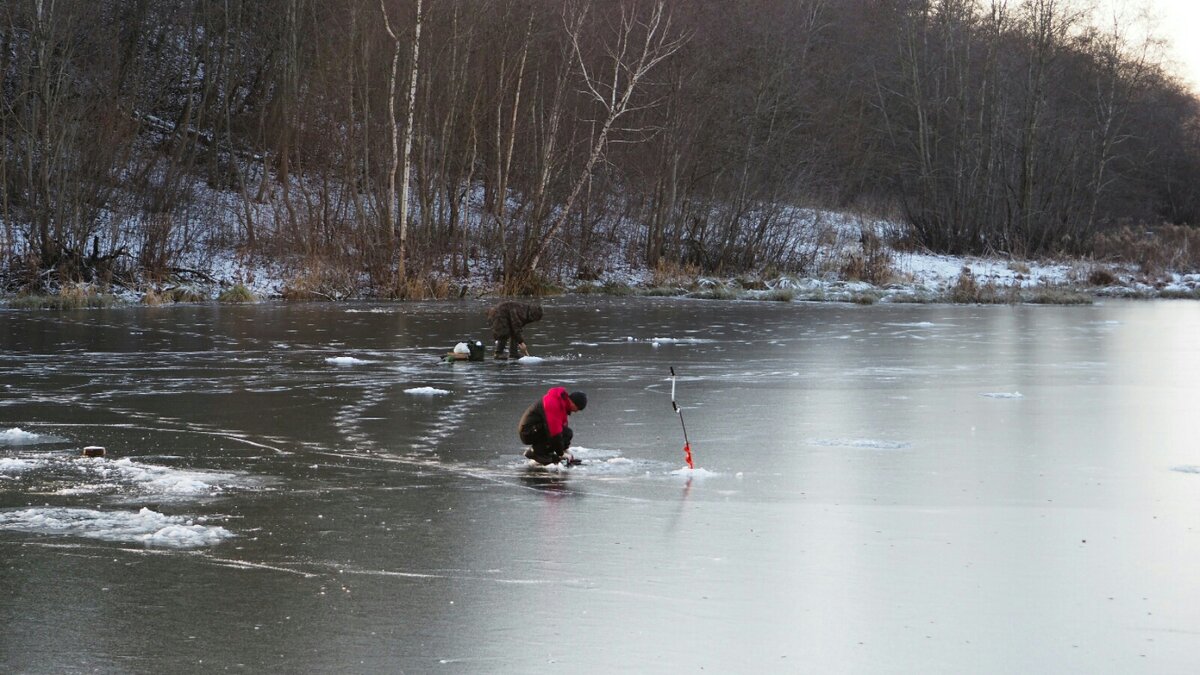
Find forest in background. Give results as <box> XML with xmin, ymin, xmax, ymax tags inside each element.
<box><xmin>2</xmin><ymin>0</ymin><xmax>1198</xmax><ymax>297</ymax></box>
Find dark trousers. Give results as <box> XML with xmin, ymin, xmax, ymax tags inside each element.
<box><xmin>521</xmin><ymin>426</ymin><xmax>573</xmax><ymax>465</ymax></box>
<box><xmin>494</xmin><ymin>331</ymin><xmax>524</xmax><ymax>358</ymax></box>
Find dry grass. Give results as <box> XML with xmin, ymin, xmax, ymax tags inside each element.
<box><xmin>1026</xmin><ymin>287</ymin><xmax>1093</xmax><ymax>305</ymax></box>
<box><xmin>651</xmin><ymin>260</ymin><xmax>700</xmax><ymax>288</ymax></box>
<box><xmin>1092</xmin><ymin>224</ymin><xmax>1200</xmax><ymax>275</ymax></box>
<box><xmin>218</xmin><ymin>284</ymin><xmax>256</xmax><ymax>303</ymax></box>
<box><xmin>9</xmin><ymin>285</ymin><xmax>118</xmax><ymax>309</ymax></box>
<box><xmin>141</xmin><ymin>289</ymin><xmax>167</xmax><ymax>305</ymax></box>
<box><xmin>280</xmin><ymin>259</ymin><xmax>361</xmax><ymax>300</ymax></box>
<box><xmin>948</xmin><ymin>268</ymin><xmax>1018</xmax><ymax>304</ymax></box>
<box><xmin>839</xmin><ymin>227</ymin><xmax>896</xmax><ymax>285</ymax></box>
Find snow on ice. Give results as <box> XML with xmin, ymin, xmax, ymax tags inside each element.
<box><xmin>326</xmin><ymin>356</ymin><xmax>371</xmax><ymax>366</ymax></box>
<box><xmin>0</xmin><ymin>506</ymin><xmax>233</xmax><ymax>548</ymax></box>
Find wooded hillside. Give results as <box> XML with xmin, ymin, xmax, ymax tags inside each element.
<box><xmin>2</xmin><ymin>0</ymin><xmax>1197</xmax><ymax>295</ymax></box>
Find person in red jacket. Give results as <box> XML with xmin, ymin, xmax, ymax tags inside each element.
<box><xmin>518</xmin><ymin>387</ymin><xmax>588</xmax><ymax>465</ymax></box>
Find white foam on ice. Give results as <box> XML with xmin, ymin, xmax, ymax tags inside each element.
<box><xmin>0</xmin><ymin>506</ymin><xmax>233</xmax><ymax>548</ymax></box>
<box><xmin>326</xmin><ymin>356</ymin><xmax>371</xmax><ymax>366</ymax></box>
<box><xmin>1</xmin><ymin>427</ymin><xmax>61</xmax><ymax>445</ymax></box>
<box><xmin>516</xmin><ymin>356</ymin><xmax>545</xmax><ymax>364</ymax></box>
<box><xmin>405</xmin><ymin>387</ymin><xmax>451</xmax><ymax>396</ymax></box>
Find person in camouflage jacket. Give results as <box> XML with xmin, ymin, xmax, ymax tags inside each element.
<box><xmin>487</xmin><ymin>301</ymin><xmax>542</xmax><ymax>359</ymax></box>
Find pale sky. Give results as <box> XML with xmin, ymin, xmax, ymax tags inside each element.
<box><xmin>1104</xmin><ymin>0</ymin><xmax>1200</xmax><ymax>92</ymax></box>
<box><xmin>1150</xmin><ymin>0</ymin><xmax>1200</xmax><ymax>91</ymax></box>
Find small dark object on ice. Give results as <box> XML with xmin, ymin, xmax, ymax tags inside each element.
<box><xmin>82</xmin><ymin>446</ymin><xmax>106</xmax><ymax>458</ymax></box>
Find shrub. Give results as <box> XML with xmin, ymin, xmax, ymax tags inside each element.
<box><xmin>948</xmin><ymin>268</ymin><xmax>1015</xmax><ymax>304</ymax></box>
<box><xmin>218</xmin><ymin>284</ymin><xmax>256</xmax><ymax>303</ymax></box>
<box><xmin>651</xmin><ymin>260</ymin><xmax>699</xmax><ymax>287</ymax></box>
<box><xmin>1086</xmin><ymin>266</ymin><xmax>1119</xmax><ymax>286</ymax></box>
<box><xmin>141</xmin><ymin>289</ymin><xmax>167</xmax><ymax>306</ymax></box>
<box><xmin>1093</xmin><ymin>224</ymin><xmax>1200</xmax><ymax>275</ymax></box>
<box><xmin>166</xmin><ymin>286</ymin><xmax>209</xmax><ymax>303</ymax></box>
<box><xmin>760</xmin><ymin>288</ymin><xmax>795</xmax><ymax>302</ymax></box>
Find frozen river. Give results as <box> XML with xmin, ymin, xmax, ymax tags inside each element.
<box><xmin>1</xmin><ymin>297</ymin><xmax>1198</xmax><ymax>673</ymax></box>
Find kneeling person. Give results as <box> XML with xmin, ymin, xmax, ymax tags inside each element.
<box><xmin>518</xmin><ymin>387</ymin><xmax>587</xmax><ymax>465</ymax></box>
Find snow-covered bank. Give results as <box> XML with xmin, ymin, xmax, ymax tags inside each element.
<box><xmin>4</xmin><ymin>211</ymin><xmax>1199</xmax><ymax>305</ymax></box>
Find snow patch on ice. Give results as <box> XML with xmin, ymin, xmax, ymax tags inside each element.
<box><xmin>1</xmin><ymin>427</ymin><xmax>61</xmax><ymax>445</ymax></box>
<box><xmin>405</xmin><ymin>387</ymin><xmax>451</xmax><ymax>396</ymax></box>
<box><xmin>0</xmin><ymin>457</ymin><xmax>37</xmax><ymax>474</ymax></box>
<box><xmin>516</xmin><ymin>356</ymin><xmax>545</xmax><ymax>364</ymax></box>
<box><xmin>103</xmin><ymin>458</ymin><xmax>239</xmax><ymax>496</ymax></box>
<box><xmin>980</xmin><ymin>391</ymin><xmax>1023</xmax><ymax>399</ymax></box>
<box><xmin>671</xmin><ymin>466</ymin><xmax>717</xmax><ymax>478</ymax></box>
<box><xmin>809</xmin><ymin>438</ymin><xmax>912</xmax><ymax>450</ymax></box>
<box><xmin>1171</xmin><ymin>465</ymin><xmax>1200</xmax><ymax>474</ymax></box>
<box><xmin>0</xmin><ymin>455</ymin><xmax>252</xmax><ymax>498</ymax></box>
<box><xmin>0</xmin><ymin>506</ymin><xmax>233</xmax><ymax>548</ymax></box>
<box><xmin>326</xmin><ymin>356</ymin><xmax>371</xmax><ymax>366</ymax></box>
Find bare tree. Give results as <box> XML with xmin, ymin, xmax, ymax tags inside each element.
<box><xmin>513</xmin><ymin>0</ymin><xmax>687</xmax><ymax>287</ymax></box>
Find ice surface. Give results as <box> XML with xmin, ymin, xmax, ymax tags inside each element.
<box><xmin>3</xmin><ymin>298</ymin><xmax>1200</xmax><ymax>674</ymax></box>
<box><xmin>0</xmin><ymin>506</ymin><xmax>233</xmax><ymax>547</ymax></box>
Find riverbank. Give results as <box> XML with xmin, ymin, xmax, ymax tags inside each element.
<box><xmin>6</xmin><ymin>244</ymin><xmax>1199</xmax><ymax>309</ymax></box>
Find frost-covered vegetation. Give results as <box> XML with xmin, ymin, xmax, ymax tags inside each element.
<box><xmin>1</xmin><ymin>1</ymin><xmax>1198</xmax><ymax>302</ymax></box>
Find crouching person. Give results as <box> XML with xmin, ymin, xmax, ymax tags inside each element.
<box><xmin>518</xmin><ymin>387</ymin><xmax>587</xmax><ymax>465</ymax></box>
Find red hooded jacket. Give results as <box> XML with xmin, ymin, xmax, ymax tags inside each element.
<box><xmin>541</xmin><ymin>386</ymin><xmax>573</xmax><ymax>437</ymax></box>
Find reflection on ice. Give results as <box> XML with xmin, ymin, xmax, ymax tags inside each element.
<box><xmin>807</xmin><ymin>438</ymin><xmax>912</xmax><ymax>450</ymax></box>
<box><xmin>0</xmin><ymin>506</ymin><xmax>233</xmax><ymax>548</ymax></box>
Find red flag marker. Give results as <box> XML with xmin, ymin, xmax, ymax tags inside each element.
<box><xmin>670</xmin><ymin>367</ymin><xmax>695</xmax><ymax>469</ymax></box>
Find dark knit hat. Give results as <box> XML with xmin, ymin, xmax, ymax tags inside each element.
<box><xmin>569</xmin><ymin>391</ymin><xmax>588</xmax><ymax>411</ymax></box>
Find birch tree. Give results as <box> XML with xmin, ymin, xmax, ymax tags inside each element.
<box><xmin>513</xmin><ymin>0</ymin><xmax>687</xmax><ymax>288</ymax></box>
<box><xmin>381</xmin><ymin>0</ymin><xmax>423</xmax><ymax>289</ymax></box>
